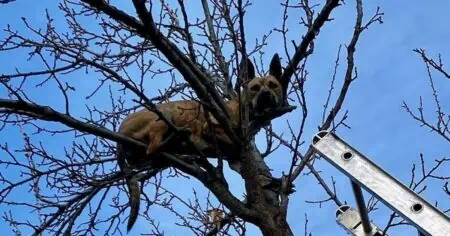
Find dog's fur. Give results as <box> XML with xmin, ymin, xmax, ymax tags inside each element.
<box><xmin>117</xmin><ymin>54</ymin><xmax>285</xmax><ymax>232</ymax></box>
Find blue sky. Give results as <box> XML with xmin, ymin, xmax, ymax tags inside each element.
<box><xmin>1</xmin><ymin>0</ymin><xmax>450</xmax><ymax>235</ymax></box>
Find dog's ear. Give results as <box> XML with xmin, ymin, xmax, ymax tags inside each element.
<box><xmin>269</xmin><ymin>53</ymin><xmax>282</xmax><ymax>80</ymax></box>
<box><xmin>269</xmin><ymin>53</ymin><xmax>289</xmax><ymax>105</ymax></box>
<box><xmin>239</xmin><ymin>58</ymin><xmax>256</xmax><ymax>80</ymax></box>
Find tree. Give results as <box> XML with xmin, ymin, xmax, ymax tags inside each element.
<box><xmin>0</xmin><ymin>0</ymin><xmax>448</xmax><ymax>235</ymax></box>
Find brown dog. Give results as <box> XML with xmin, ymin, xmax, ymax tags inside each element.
<box><xmin>117</xmin><ymin>54</ymin><xmax>286</xmax><ymax>232</ymax></box>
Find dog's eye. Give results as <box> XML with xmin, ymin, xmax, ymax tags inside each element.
<box><xmin>250</xmin><ymin>84</ymin><xmax>260</xmax><ymax>91</ymax></box>
<box><xmin>268</xmin><ymin>81</ymin><xmax>278</xmax><ymax>89</ymax></box>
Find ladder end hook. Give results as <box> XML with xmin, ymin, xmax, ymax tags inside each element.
<box><xmin>312</xmin><ymin>130</ymin><xmax>329</xmax><ymax>145</ymax></box>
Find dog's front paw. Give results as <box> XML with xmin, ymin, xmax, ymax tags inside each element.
<box><xmin>146</xmin><ymin>139</ymin><xmax>161</xmax><ymax>156</ymax></box>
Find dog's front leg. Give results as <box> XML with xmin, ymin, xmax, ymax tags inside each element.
<box><xmin>146</xmin><ymin>121</ymin><xmax>168</xmax><ymax>156</ymax></box>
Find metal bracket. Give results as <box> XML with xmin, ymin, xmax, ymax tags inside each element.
<box><xmin>336</xmin><ymin>205</ymin><xmax>384</xmax><ymax>236</ymax></box>
<box><xmin>312</xmin><ymin>131</ymin><xmax>450</xmax><ymax>236</ymax></box>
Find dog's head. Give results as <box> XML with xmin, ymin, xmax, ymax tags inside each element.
<box><xmin>241</xmin><ymin>54</ymin><xmax>285</xmax><ymax>115</ymax></box>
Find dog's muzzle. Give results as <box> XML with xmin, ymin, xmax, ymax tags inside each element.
<box><xmin>255</xmin><ymin>90</ymin><xmax>278</xmax><ymax>113</ymax></box>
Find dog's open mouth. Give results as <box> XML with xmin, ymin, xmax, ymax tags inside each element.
<box><xmin>254</xmin><ymin>93</ymin><xmax>278</xmax><ymax>115</ymax></box>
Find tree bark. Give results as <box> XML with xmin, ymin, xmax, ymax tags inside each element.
<box><xmin>229</xmin><ymin>141</ymin><xmax>294</xmax><ymax>235</ymax></box>
<box><xmin>260</xmin><ymin>214</ymin><xmax>294</xmax><ymax>236</ymax></box>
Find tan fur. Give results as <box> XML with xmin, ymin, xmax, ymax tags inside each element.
<box><xmin>118</xmin><ymin>54</ymin><xmax>285</xmax><ymax>232</ymax></box>
<box><xmin>125</xmin><ymin>175</ymin><xmax>140</xmax><ymax>232</ymax></box>
<box><xmin>118</xmin><ymin>100</ymin><xmax>238</xmax><ymax>158</ymax></box>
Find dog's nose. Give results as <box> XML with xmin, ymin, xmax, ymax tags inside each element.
<box><xmin>256</xmin><ymin>90</ymin><xmax>277</xmax><ymax>112</ymax></box>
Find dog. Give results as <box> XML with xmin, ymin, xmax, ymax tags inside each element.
<box><xmin>116</xmin><ymin>54</ymin><xmax>286</xmax><ymax>232</ymax></box>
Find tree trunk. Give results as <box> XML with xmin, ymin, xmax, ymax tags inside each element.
<box><xmin>233</xmin><ymin>141</ymin><xmax>293</xmax><ymax>236</ymax></box>
<box><xmin>259</xmin><ymin>211</ymin><xmax>293</xmax><ymax>236</ymax></box>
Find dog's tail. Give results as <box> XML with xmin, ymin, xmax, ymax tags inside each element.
<box><xmin>126</xmin><ymin>176</ymin><xmax>140</xmax><ymax>232</ymax></box>
<box><xmin>117</xmin><ymin>145</ymin><xmax>141</xmax><ymax>233</ymax></box>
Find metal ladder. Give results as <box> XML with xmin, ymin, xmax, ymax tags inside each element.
<box><xmin>311</xmin><ymin>131</ymin><xmax>450</xmax><ymax>236</ymax></box>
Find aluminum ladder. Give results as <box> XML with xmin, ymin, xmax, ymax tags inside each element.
<box><xmin>311</xmin><ymin>131</ymin><xmax>450</xmax><ymax>236</ymax></box>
